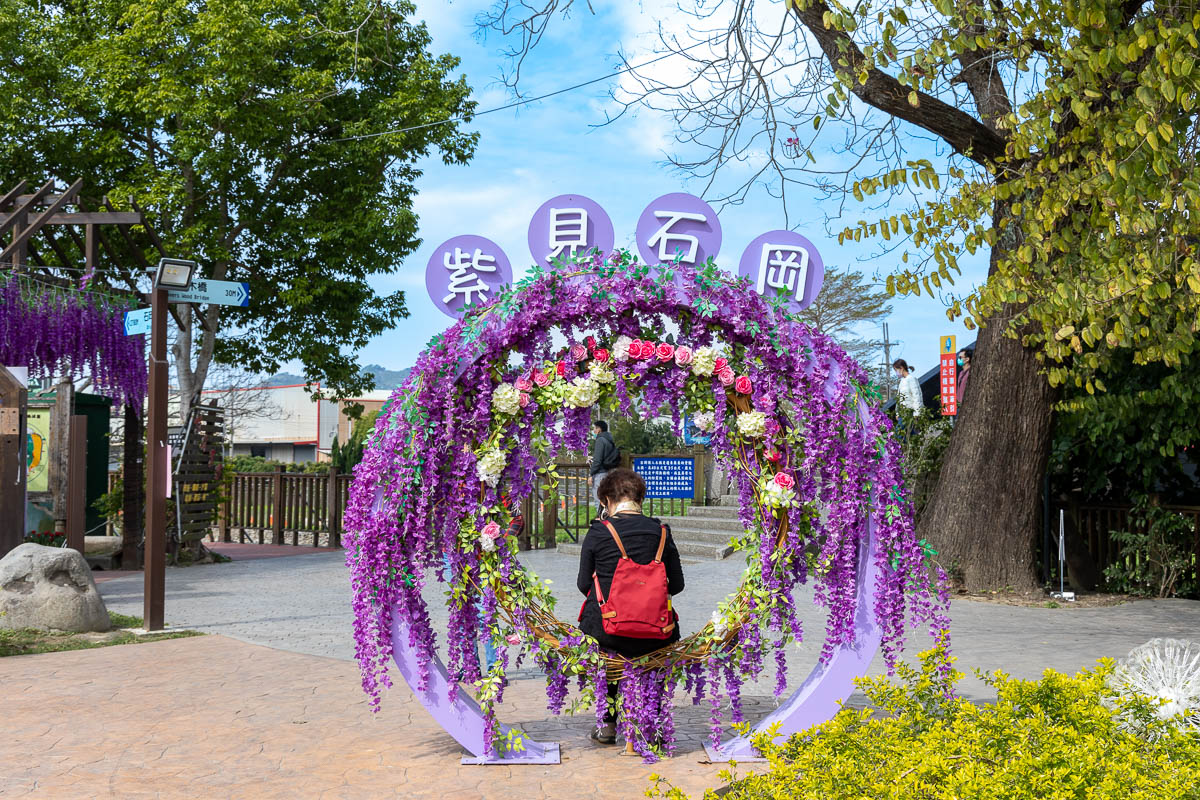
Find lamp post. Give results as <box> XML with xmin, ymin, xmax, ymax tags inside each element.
<box><xmin>145</xmin><ymin>258</ymin><xmax>195</xmax><ymax>631</ymax></box>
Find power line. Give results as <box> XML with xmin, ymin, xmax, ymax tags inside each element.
<box><xmin>334</xmin><ymin>37</ymin><xmax>718</xmax><ymax>143</ymax></box>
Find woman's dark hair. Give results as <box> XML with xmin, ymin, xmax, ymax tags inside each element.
<box><xmin>598</xmin><ymin>467</ymin><xmax>645</xmax><ymax>506</ymax></box>
<box><xmin>892</xmin><ymin>358</ymin><xmax>910</xmax><ymax>371</ymax></box>
<box><xmin>593</xmin><ymin>419</ymin><xmax>609</xmax><ymax>432</ymax></box>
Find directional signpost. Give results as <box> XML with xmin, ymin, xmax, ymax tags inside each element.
<box><xmin>939</xmin><ymin>335</ymin><xmax>958</xmax><ymax>416</ymax></box>
<box><xmin>167</xmin><ymin>278</ymin><xmax>250</xmax><ymax>307</ymax></box>
<box><xmin>123</xmin><ymin>308</ymin><xmax>152</xmax><ymax>336</ymax></box>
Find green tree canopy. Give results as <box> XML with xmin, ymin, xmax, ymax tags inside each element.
<box><xmin>0</xmin><ymin>0</ymin><xmax>476</xmax><ymax>406</ymax></box>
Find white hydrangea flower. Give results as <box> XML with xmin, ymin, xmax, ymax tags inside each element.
<box><xmin>693</xmin><ymin>411</ymin><xmax>716</xmax><ymax>432</ymax></box>
<box><xmin>475</xmin><ymin>448</ymin><xmax>507</xmax><ymax>487</ymax></box>
<box><xmin>479</xmin><ymin>532</ymin><xmax>496</xmax><ymax>552</ymax></box>
<box><xmin>1106</xmin><ymin>638</ymin><xmax>1200</xmax><ymax>738</ymax></box>
<box><xmin>564</xmin><ymin>376</ymin><xmax>601</xmax><ymax>408</ymax></box>
<box><xmin>710</xmin><ymin>611</ymin><xmax>729</xmax><ymax>638</ymax></box>
<box><xmin>491</xmin><ymin>383</ymin><xmax>521</xmax><ymax>415</ymax></box>
<box><xmin>691</xmin><ymin>346</ymin><xmax>717</xmax><ymax>376</ymax></box>
<box><xmin>735</xmin><ymin>410</ymin><xmax>767</xmax><ymax>439</ymax></box>
<box><xmin>759</xmin><ymin>480</ymin><xmax>796</xmax><ymax>509</ymax></box>
<box><xmin>589</xmin><ymin>360</ymin><xmax>616</xmax><ymax>384</ymax></box>
<box><xmin>612</xmin><ymin>335</ymin><xmax>633</xmax><ymax>362</ymax></box>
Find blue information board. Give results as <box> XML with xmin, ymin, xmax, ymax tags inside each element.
<box><xmin>632</xmin><ymin>457</ymin><xmax>695</xmax><ymax>499</ymax></box>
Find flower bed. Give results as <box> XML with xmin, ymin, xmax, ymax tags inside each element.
<box><xmin>344</xmin><ymin>253</ymin><xmax>949</xmax><ymax>760</ymax></box>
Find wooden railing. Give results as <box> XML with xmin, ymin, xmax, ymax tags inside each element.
<box><xmin>1053</xmin><ymin>502</ymin><xmax>1200</xmax><ymax>590</ymax></box>
<box><xmin>211</xmin><ymin>449</ymin><xmax>712</xmax><ymax>550</ymax></box>
<box><xmin>216</xmin><ymin>467</ymin><xmax>352</xmax><ymax>548</ymax></box>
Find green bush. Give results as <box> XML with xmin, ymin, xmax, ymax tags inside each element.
<box><xmin>223</xmin><ymin>454</ymin><xmax>329</xmax><ymax>474</ymax></box>
<box><xmin>1105</xmin><ymin>497</ymin><xmax>1199</xmax><ymax>599</ymax></box>
<box><xmin>650</xmin><ymin>649</ymin><xmax>1200</xmax><ymax>800</ymax></box>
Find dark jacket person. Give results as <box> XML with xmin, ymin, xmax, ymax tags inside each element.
<box><xmin>577</xmin><ymin>468</ymin><xmax>685</xmax><ymax>743</ymax></box>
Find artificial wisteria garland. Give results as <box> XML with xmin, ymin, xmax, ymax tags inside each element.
<box><xmin>344</xmin><ymin>252</ymin><xmax>950</xmax><ymax>761</ymax></box>
<box><xmin>0</xmin><ymin>274</ymin><xmax>146</xmax><ymax>408</ymax></box>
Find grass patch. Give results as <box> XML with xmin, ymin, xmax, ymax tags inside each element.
<box><xmin>0</xmin><ymin>612</ymin><xmax>201</xmax><ymax>657</ymax></box>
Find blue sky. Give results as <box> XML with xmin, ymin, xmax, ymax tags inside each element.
<box><xmin>350</xmin><ymin>1</ymin><xmax>986</xmax><ymax>376</ymax></box>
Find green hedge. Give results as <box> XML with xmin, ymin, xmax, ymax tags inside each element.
<box><xmin>651</xmin><ymin>649</ymin><xmax>1200</xmax><ymax>800</ymax></box>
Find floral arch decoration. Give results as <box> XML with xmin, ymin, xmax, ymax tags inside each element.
<box><xmin>344</xmin><ymin>253</ymin><xmax>950</xmax><ymax>764</ymax></box>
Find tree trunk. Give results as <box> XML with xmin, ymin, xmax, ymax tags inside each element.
<box><xmin>917</xmin><ymin>297</ymin><xmax>1056</xmax><ymax>592</ymax></box>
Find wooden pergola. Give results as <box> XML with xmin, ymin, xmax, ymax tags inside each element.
<box><xmin>0</xmin><ymin>179</ymin><xmax>168</xmax><ymax>563</ymax></box>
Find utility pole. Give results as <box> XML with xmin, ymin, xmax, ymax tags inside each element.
<box><xmin>880</xmin><ymin>322</ymin><xmax>900</xmax><ymax>403</ymax></box>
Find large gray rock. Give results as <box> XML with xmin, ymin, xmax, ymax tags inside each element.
<box><xmin>0</xmin><ymin>543</ymin><xmax>110</xmax><ymax>632</ymax></box>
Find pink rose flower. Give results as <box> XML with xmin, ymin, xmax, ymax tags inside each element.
<box><xmin>717</xmin><ymin>366</ymin><xmax>735</xmax><ymax>386</ymax></box>
<box><xmin>555</xmin><ymin>360</ymin><xmax>566</xmax><ymax>377</ymax></box>
<box><xmin>674</xmin><ymin>346</ymin><xmax>694</xmax><ymax>366</ymax></box>
<box><xmin>734</xmin><ymin>375</ymin><xmax>752</xmax><ymax>395</ymax></box>
<box><xmin>593</xmin><ymin>348</ymin><xmax>610</xmax><ymax>363</ymax></box>
<box><xmin>506</xmin><ymin>633</ymin><xmax>522</xmax><ymax>646</ymax></box>
<box><xmin>628</xmin><ymin>339</ymin><xmax>645</xmax><ymax>360</ymax></box>
<box><xmin>773</xmin><ymin>472</ymin><xmax>795</xmax><ymax>490</ymax></box>
<box><xmin>515</xmin><ymin>376</ymin><xmax>533</xmax><ymax>392</ymax></box>
<box><xmin>585</xmin><ymin>336</ymin><xmax>597</xmax><ymax>349</ymax></box>
<box><xmin>765</xmin><ymin>449</ymin><xmax>783</xmax><ymax>464</ymax></box>
<box><xmin>570</xmin><ymin>343</ymin><xmax>588</xmax><ymax>362</ymax></box>
<box><xmin>518</xmin><ymin>392</ymin><xmax>531</xmax><ymax>408</ymax></box>
<box><xmin>655</xmin><ymin>342</ymin><xmax>675</xmax><ymax>362</ymax></box>
<box><xmin>714</xmin><ymin>357</ymin><xmax>729</xmax><ymax>372</ymax></box>
<box><xmin>482</xmin><ymin>521</ymin><xmax>503</xmax><ymax>540</ymax></box>
<box><xmin>638</xmin><ymin>340</ymin><xmax>656</xmax><ymax>360</ymax></box>
<box><xmin>533</xmin><ymin>371</ymin><xmax>551</xmax><ymax>388</ymax></box>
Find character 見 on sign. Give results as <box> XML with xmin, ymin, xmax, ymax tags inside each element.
<box><xmin>546</xmin><ymin>208</ymin><xmax>589</xmax><ymax>262</ymax></box>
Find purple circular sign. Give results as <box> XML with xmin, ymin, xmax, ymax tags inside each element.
<box><xmin>425</xmin><ymin>235</ymin><xmax>512</xmax><ymax>318</ymax></box>
<box><xmin>527</xmin><ymin>194</ymin><xmax>614</xmax><ymax>266</ymax></box>
<box><xmin>635</xmin><ymin>192</ymin><xmax>722</xmax><ymax>267</ymax></box>
<box><xmin>737</xmin><ymin>230</ymin><xmax>825</xmax><ymax>312</ymax></box>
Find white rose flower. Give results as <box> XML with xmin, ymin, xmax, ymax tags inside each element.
<box><xmin>693</xmin><ymin>411</ymin><xmax>716</xmax><ymax>432</ymax></box>
<box><xmin>612</xmin><ymin>335</ymin><xmax>633</xmax><ymax>362</ymax></box>
<box><xmin>691</xmin><ymin>346</ymin><xmax>717</xmax><ymax>376</ymax></box>
<box><xmin>475</xmin><ymin>448</ymin><xmax>507</xmax><ymax>487</ymax></box>
<box><xmin>589</xmin><ymin>361</ymin><xmax>616</xmax><ymax>384</ymax></box>
<box><xmin>491</xmin><ymin>383</ymin><xmax>521</xmax><ymax>416</ymax></box>
<box><xmin>479</xmin><ymin>532</ymin><xmax>496</xmax><ymax>552</ymax></box>
<box><xmin>563</xmin><ymin>376</ymin><xmax>601</xmax><ymax>408</ymax></box>
<box><xmin>735</xmin><ymin>411</ymin><xmax>767</xmax><ymax>439</ymax></box>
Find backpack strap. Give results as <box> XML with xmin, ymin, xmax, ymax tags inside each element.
<box><xmin>654</xmin><ymin>524</ymin><xmax>668</xmax><ymax>563</ymax></box>
<box><xmin>600</xmin><ymin>519</ymin><xmax>630</xmax><ymax>559</ymax></box>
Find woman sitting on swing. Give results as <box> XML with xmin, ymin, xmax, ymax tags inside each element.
<box><xmin>576</xmin><ymin>467</ymin><xmax>685</xmax><ymax>745</ymax></box>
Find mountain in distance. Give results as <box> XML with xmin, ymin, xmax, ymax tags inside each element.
<box><xmin>261</xmin><ymin>364</ymin><xmax>412</xmax><ymax>391</ymax></box>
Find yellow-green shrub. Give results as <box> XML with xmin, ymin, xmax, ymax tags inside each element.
<box><xmin>651</xmin><ymin>649</ymin><xmax>1200</xmax><ymax>800</ymax></box>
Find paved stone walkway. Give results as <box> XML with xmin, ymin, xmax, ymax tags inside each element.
<box><xmin>97</xmin><ymin>547</ymin><xmax>1200</xmax><ymax>700</ymax></box>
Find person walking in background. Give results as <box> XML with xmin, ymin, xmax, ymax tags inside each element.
<box><xmin>589</xmin><ymin>420</ymin><xmax>619</xmax><ymax>513</ymax></box>
<box><xmin>576</xmin><ymin>468</ymin><xmax>684</xmax><ymax>745</ymax></box>
<box><xmin>893</xmin><ymin>359</ymin><xmax>924</xmax><ymax>415</ymax></box>
<box><xmin>956</xmin><ymin>349</ymin><xmax>972</xmax><ymax>406</ymax></box>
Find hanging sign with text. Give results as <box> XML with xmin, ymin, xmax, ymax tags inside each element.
<box><xmin>632</xmin><ymin>456</ymin><xmax>696</xmax><ymax>500</ymax></box>
<box><xmin>939</xmin><ymin>335</ymin><xmax>957</xmax><ymax>416</ymax></box>
<box><xmin>167</xmin><ymin>278</ymin><xmax>251</xmax><ymax>307</ymax></box>
<box><xmin>426</xmin><ymin>191</ymin><xmax>824</xmax><ymax>317</ymax></box>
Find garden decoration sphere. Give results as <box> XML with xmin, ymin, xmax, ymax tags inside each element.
<box><xmin>1107</xmin><ymin>638</ymin><xmax>1200</xmax><ymax>737</ymax></box>
<box><xmin>343</xmin><ymin>253</ymin><xmax>949</xmax><ymax>763</ymax></box>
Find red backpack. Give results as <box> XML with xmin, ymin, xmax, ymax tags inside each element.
<box><xmin>591</xmin><ymin>520</ymin><xmax>675</xmax><ymax>639</ymax></box>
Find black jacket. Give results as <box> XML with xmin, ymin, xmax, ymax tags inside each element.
<box><xmin>576</xmin><ymin>513</ymin><xmax>685</xmax><ymax>657</ymax></box>
<box><xmin>590</xmin><ymin>431</ymin><xmax>618</xmax><ymax>475</ymax></box>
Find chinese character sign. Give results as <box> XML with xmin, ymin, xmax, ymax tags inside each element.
<box><xmin>939</xmin><ymin>334</ymin><xmax>957</xmax><ymax>416</ymax></box>
<box><xmin>737</xmin><ymin>230</ymin><xmax>825</xmax><ymax>312</ymax></box>
<box><xmin>635</xmin><ymin>193</ymin><xmax>722</xmax><ymax>267</ymax></box>
<box><xmin>632</xmin><ymin>457</ymin><xmax>696</xmax><ymax>500</ymax></box>
<box><xmin>425</xmin><ymin>235</ymin><xmax>513</xmax><ymax>318</ymax></box>
<box><xmin>527</xmin><ymin>194</ymin><xmax>615</xmax><ymax>265</ymax></box>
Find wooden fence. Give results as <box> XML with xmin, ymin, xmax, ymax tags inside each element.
<box><xmin>1052</xmin><ymin>502</ymin><xmax>1200</xmax><ymax>589</ymax></box>
<box><xmin>211</xmin><ymin>450</ymin><xmax>711</xmax><ymax>550</ymax></box>
<box><xmin>215</xmin><ymin>467</ymin><xmax>353</xmax><ymax>548</ymax></box>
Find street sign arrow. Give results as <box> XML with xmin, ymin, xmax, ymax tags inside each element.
<box><xmin>167</xmin><ymin>278</ymin><xmax>251</xmax><ymax>307</ymax></box>
<box><xmin>124</xmin><ymin>307</ymin><xmax>152</xmax><ymax>336</ymax></box>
